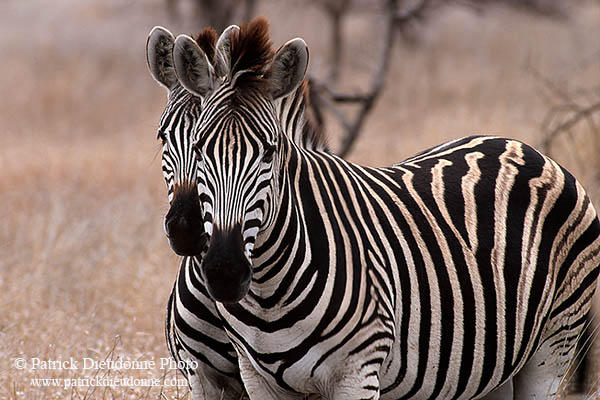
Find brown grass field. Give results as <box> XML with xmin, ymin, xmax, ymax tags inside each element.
<box><xmin>1</xmin><ymin>0</ymin><xmax>599</xmax><ymax>398</ymax></box>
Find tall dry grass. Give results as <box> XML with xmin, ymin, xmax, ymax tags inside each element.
<box><xmin>0</xmin><ymin>0</ymin><xmax>598</xmax><ymax>398</ymax></box>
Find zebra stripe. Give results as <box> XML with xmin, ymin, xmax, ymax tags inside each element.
<box><xmin>148</xmin><ymin>25</ymin><xmax>248</xmax><ymax>399</ymax></box>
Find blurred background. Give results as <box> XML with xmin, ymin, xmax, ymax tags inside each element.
<box><xmin>0</xmin><ymin>0</ymin><xmax>598</xmax><ymax>398</ymax></box>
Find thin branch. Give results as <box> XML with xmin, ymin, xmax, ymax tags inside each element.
<box><xmin>337</xmin><ymin>0</ymin><xmax>398</xmax><ymax>157</ymax></box>
<box><xmin>327</xmin><ymin>1</ymin><xmax>350</xmax><ymax>83</ymax></box>
<box><xmin>316</xmin><ymin>84</ymin><xmax>369</xmax><ymax>103</ymax></box>
<box><xmin>525</xmin><ymin>61</ymin><xmax>580</xmax><ymax>108</ymax></box>
<box><xmin>541</xmin><ymin>103</ymin><xmax>581</xmax><ymax>138</ymax></box>
<box><xmin>394</xmin><ymin>0</ymin><xmax>431</xmax><ymax>23</ymax></box>
<box><xmin>527</xmin><ymin>61</ymin><xmax>600</xmax><ymax>156</ymax></box>
<box><xmin>541</xmin><ymin>101</ymin><xmax>600</xmax><ymax>152</ymax></box>
<box><xmin>309</xmin><ymin>0</ymin><xmax>435</xmax><ymax>158</ymax></box>
<box><xmin>312</xmin><ymin>0</ymin><xmax>352</xmax><ymax>83</ymax></box>
<box><xmin>309</xmin><ymin>77</ymin><xmax>354</xmax><ymax>132</ymax></box>
<box><xmin>243</xmin><ymin>0</ymin><xmax>256</xmax><ymax>22</ymax></box>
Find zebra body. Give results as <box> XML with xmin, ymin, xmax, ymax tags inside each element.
<box><xmin>147</xmin><ymin>26</ymin><xmax>244</xmax><ymax>399</ymax></box>
<box><xmin>169</xmin><ymin>18</ymin><xmax>600</xmax><ymax>399</ymax></box>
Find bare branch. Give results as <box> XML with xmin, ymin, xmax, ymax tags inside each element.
<box><xmin>312</xmin><ymin>0</ymin><xmax>353</xmax><ymax>83</ymax></box>
<box><xmin>525</xmin><ymin>61</ymin><xmax>580</xmax><ymax>108</ymax></box>
<box><xmin>309</xmin><ymin>77</ymin><xmax>354</xmax><ymax>132</ymax></box>
<box><xmin>309</xmin><ymin>0</ymin><xmax>436</xmax><ymax>158</ymax></box>
<box><xmin>336</xmin><ymin>0</ymin><xmax>399</xmax><ymax>157</ymax></box>
<box><xmin>527</xmin><ymin>61</ymin><xmax>600</xmax><ymax>155</ymax></box>
<box><xmin>243</xmin><ymin>0</ymin><xmax>257</xmax><ymax>22</ymax></box>
<box><xmin>327</xmin><ymin>0</ymin><xmax>352</xmax><ymax>82</ymax></box>
<box><xmin>166</xmin><ymin>0</ymin><xmax>254</xmax><ymax>31</ymax></box>
<box><xmin>315</xmin><ymin>84</ymin><xmax>369</xmax><ymax>103</ymax></box>
<box><xmin>542</xmin><ymin>101</ymin><xmax>600</xmax><ymax>152</ymax></box>
<box><xmin>394</xmin><ymin>0</ymin><xmax>431</xmax><ymax>23</ymax></box>
<box><xmin>458</xmin><ymin>0</ymin><xmax>567</xmax><ymax>18</ymax></box>
<box><xmin>166</xmin><ymin>0</ymin><xmax>178</xmax><ymax>19</ymax></box>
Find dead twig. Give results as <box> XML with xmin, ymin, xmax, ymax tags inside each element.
<box><xmin>541</xmin><ymin>101</ymin><xmax>600</xmax><ymax>152</ymax></box>
<box><xmin>526</xmin><ymin>62</ymin><xmax>580</xmax><ymax>109</ymax></box>
<box><xmin>165</xmin><ymin>0</ymin><xmax>255</xmax><ymax>31</ymax></box>
<box><xmin>317</xmin><ymin>0</ymin><xmax>352</xmax><ymax>83</ymax></box>
<box><xmin>311</xmin><ymin>0</ymin><xmax>435</xmax><ymax>158</ymax></box>
<box><xmin>527</xmin><ymin>62</ymin><xmax>600</xmax><ymax>154</ymax></box>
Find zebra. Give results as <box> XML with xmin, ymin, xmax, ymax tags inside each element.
<box><xmin>147</xmin><ymin>25</ymin><xmax>244</xmax><ymax>400</ymax></box>
<box><xmin>169</xmin><ymin>17</ymin><xmax>600</xmax><ymax>399</ymax></box>
<box><xmin>146</xmin><ymin>22</ymin><xmax>326</xmax><ymax>399</ymax></box>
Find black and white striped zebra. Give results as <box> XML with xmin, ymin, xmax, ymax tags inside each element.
<box><xmin>147</xmin><ymin>26</ymin><xmax>243</xmax><ymax>399</ymax></box>
<box><xmin>147</xmin><ymin>23</ymin><xmax>326</xmax><ymax>399</ymax></box>
<box><xmin>169</xmin><ymin>18</ymin><xmax>600</xmax><ymax>399</ymax></box>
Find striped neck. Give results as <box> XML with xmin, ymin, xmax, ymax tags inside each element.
<box><xmin>249</xmin><ymin>137</ymin><xmax>320</xmax><ymax>303</ymax></box>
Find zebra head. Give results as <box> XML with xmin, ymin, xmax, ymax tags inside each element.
<box><xmin>146</xmin><ymin>26</ymin><xmax>212</xmax><ymax>256</ymax></box>
<box><xmin>172</xmin><ymin>19</ymin><xmax>309</xmax><ymax>303</ymax></box>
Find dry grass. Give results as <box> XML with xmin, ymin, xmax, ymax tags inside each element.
<box><xmin>0</xmin><ymin>0</ymin><xmax>598</xmax><ymax>398</ymax></box>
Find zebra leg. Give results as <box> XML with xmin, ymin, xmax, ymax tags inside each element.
<box><xmin>512</xmin><ymin>332</ymin><xmax>578</xmax><ymax>399</ymax></box>
<box><xmin>479</xmin><ymin>379</ymin><xmax>513</xmax><ymax>400</ymax></box>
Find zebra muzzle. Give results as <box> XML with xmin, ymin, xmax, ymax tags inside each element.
<box><xmin>201</xmin><ymin>224</ymin><xmax>252</xmax><ymax>303</ymax></box>
<box><xmin>164</xmin><ymin>184</ymin><xmax>206</xmax><ymax>256</ymax></box>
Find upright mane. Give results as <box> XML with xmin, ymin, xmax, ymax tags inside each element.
<box><xmin>299</xmin><ymin>80</ymin><xmax>328</xmax><ymax>151</ymax></box>
<box><xmin>193</xmin><ymin>26</ymin><xmax>218</xmax><ymax>65</ymax></box>
<box><xmin>229</xmin><ymin>17</ymin><xmax>274</xmax><ymax>78</ymax></box>
<box><xmin>191</xmin><ymin>18</ymin><xmax>327</xmax><ymax>150</ymax></box>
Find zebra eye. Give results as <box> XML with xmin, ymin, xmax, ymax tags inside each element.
<box><xmin>263</xmin><ymin>144</ymin><xmax>276</xmax><ymax>163</ymax></box>
<box><xmin>157</xmin><ymin>130</ymin><xmax>167</xmax><ymax>143</ymax></box>
<box><xmin>192</xmin><ymin>143</ymin><xmax>203</xmax><ymax>158</ymax></box>
<box><xmin>192</xmin><ymin>142</ymin><xmax>204</xmax><ymax>161</ymax></box>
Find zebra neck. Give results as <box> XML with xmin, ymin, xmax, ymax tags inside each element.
<box><xmin>250</xmin><ymin>141</ymin><xmax>317</xmax><ymax>299</ymax></box>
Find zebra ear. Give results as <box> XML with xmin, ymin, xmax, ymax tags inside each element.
<box><xmin>173</xmin><ymin>34</ymin><xmax>215</xmax><ymax>97</ymax></box>
<box><xmin>146</xmin><ymin>26</ymin><xmax>177</xmax><ymax>90</ymax></box>
<box><xmin>214</xmin><ymin>25</ymin><xmax>240</xmax><ymax>78</ymax></box>
<box><xmin>268</xmin><ymin>38</ymin><xmax>309</xmax><ymax>100</ymax></box>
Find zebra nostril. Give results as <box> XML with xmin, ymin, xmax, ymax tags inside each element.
<box><xmin>176</xmin><ymin>215</ymin><xmax>188</xmax><ymax>230</ymax></box>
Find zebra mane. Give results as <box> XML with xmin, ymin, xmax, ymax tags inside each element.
<box><xmin>190</xmin><ymin>19</ymin><xmax>327</xmax><ymax>150</ymax></box>
<box><xmin>193</xmin><ymin>27</ymin><xmax>218</xmax><ymax>66</ymax></box>
<box><xmin>227</xmin><ymin>18</ymin><xmax>327</xmax><ymax>150</ymax></box>
<box><xmin>227</xmin><ymin>17</ymin><xmax>274</xmax><ymax>82</ymax></box>
<box><xmin>191</xmin><ymin>18</ymin><xmax>273</xmax><ymax>89</ymax></box>
<box><xmin>298</xmin><ymin>80</ymin><xmax>328</xmax><ymax>151</ymax></box>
